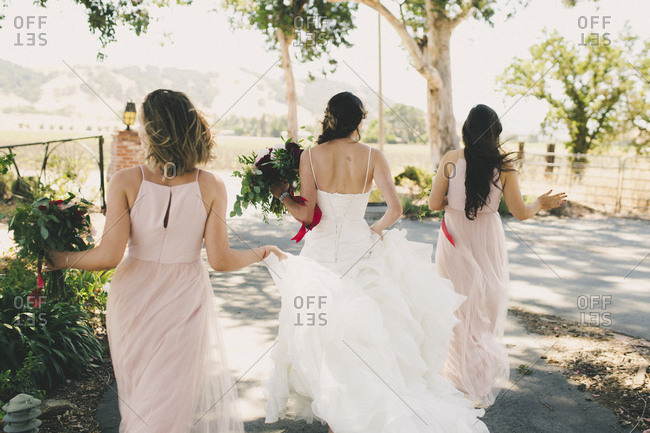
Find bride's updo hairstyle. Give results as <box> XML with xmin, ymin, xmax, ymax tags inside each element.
<box><xmin>141</xmin><ymin>89</ymin><xmax>214</xmax><ymax>176</ymax></box>
<box><xmin>463</xmin><ymin>104</ymin><xmax>517</xmax><ymax>220</ymax></box>
<box><xmin>317</xmin><ymin>91</ymin><xmax>367</xmax><ymax>144</ymax></box>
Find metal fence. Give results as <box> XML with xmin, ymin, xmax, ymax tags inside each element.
<box><xmin>0</xmin><ymin>136</ymin><xmax>106</xmax><ymax>212</ymax></box>
<box><xmin>518</xmin><ymin>150</ymin><xmax>650</xmax><ymax>216</ymax></box>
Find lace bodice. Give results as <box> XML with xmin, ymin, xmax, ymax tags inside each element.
<box><xmin>300</xmin><ymin>147</ymin><xmax>375</xmax><ymax>268</ymax></box>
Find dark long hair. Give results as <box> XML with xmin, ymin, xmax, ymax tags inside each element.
<box><xmin>463</xmin><ymin>104</ymin><xmax>517</xmax><ymax>220</ymax></box>
<box><xmin>317</xmin><ymin>92</ymin><xmax>367</xmax><ymax>144</ymax></box>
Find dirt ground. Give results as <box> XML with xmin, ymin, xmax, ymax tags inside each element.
<box><xmin>510</xmin><ymin>307</ymin><xmax>650</xmax><ymax>432</ymax></box>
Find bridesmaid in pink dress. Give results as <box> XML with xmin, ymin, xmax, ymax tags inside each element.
<box><xmin>48</xmin><ymin>89</ymin><xmax>284</xmax><ymax>432</ymax></box>
<box><xmin>428</xmin><ymin>104</ymin><xmax>566</xmax><ymax>407</ymax></box>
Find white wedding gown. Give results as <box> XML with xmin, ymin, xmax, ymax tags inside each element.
<box><xmin>263</xmin><ymin>148</ymin><xmax>489</xmax><ymax>433</ymax></box>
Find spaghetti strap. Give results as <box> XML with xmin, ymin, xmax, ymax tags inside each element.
<box><xmin>140</xmin><ymin>165</ymin><xmax>145</xmax><ymax>180</ymax></box>
<box><xmin>308</xmin><ymin>148</ymin><xmax>319</xmax><ymax>190</ymax></box>
<box><xmin>362</xmin><ymin>147</ymin><xmax>372</xmax><ymax>193</ymax></box>
<box><xmin>195</xmin><ymin>168</ymin><xmax>200</xmax><ymax>181</ymax></box>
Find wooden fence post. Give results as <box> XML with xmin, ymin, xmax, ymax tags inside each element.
<box><xmin>517</xmin><ymin>142</ymin><xmax>525</xmax><ymax>171</ymax></box>
<box><xmin>545</xmin><ymin>143</ymin><xmax>555</xmax><ymax>174</ymax></box>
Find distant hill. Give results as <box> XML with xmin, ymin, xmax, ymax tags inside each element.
<box><xmin>0</xmin><ymin>59</ymin><xmax>389</xmax><ymax>133</ymax></box>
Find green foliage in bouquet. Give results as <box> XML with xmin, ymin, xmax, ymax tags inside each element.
<box><xmin>8</xmin><ymin>193</ymin><xmax>95</xmax><ymax>300</ymax></box>
<box><xmin>231</xmin><ymin>138</ymin><xmax>305</xmax><ymax>222</ymax></box>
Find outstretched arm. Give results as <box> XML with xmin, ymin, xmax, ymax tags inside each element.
<box><xmin>205</xmin><ymin>173</ymin><xmax>285</xmax><ymax>271</ymax></box>
<box><xmin>502</xmin><ymin>169</ymin><xmax>566</xmax><ymax>221</ymax></box>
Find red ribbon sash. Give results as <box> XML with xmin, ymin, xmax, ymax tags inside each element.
<box><xmin>290</xmin><ymin>195</ymin><xmax>322</xmax><ymax>242</ymax></box>
<box><xmin>441</xmin><ymin>216</ymin><xmax>455</xmax><ymax>247</ymax></box>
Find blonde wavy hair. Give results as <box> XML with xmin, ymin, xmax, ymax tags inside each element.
<box><xmin>141</xmin><ymin>89</ymin><xmax>214</xmax><ymax>176</ymax></box>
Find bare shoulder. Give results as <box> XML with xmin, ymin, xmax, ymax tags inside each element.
<box><xmin>198</xmin><ymin>170</ymin><xmax>227</xmax><ymax>211</ymax></box>
<box><xmin>442</xmin><ymin>148</ymin><xmax>461</xmax><ymax>164</ymax></box>
<box><xmin>360</xmin><ymin>144</ymin><xmax>381</xmax><ymax>159</ymax></box>
<box><xmin>110</xmin><ymin>166</ymin><xmax>141</xmax><ymax>189</ymax></box>
<box><xmin>199</xmin><ymin>170</ymin><xmax>225</xmax><ymax>192</ymax></box>
<box><xmin>300</xmin><ymin>148</ymin><xmax>311</xmax><ymax>163</ymax></box>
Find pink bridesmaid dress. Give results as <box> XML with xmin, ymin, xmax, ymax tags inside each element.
<box><xmin>106</xmin><ymin>166</ymin><xmax>244</xmax><ymax>433</ymax></box>
<box><xmin>436</xmin><ymin>153</ymin><xmax>510</xmax><ymax>407</ymax></box>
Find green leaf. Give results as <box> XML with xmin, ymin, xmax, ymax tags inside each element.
<box><xmin>40</xmin><ymin>226</ymin><xmax>49</xmax><ymax>240</ymax></box>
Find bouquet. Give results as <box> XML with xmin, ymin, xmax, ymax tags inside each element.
<box><xmin>231</xmin><ymin>138</ymin><xmax>304</xmax><ymax>222</ymax></box>
<box><xmin>9</xmin><ymin>193</ymin><xmax>95</xmax><ymax>304</ymax></box>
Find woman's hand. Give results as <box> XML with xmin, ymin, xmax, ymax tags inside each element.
<box><xmin>262</xmin><ymin>245</ymin><xmax>288</xmax><ymax>261</ymax></box>
<box><xmin>270</xmin><ymin>183</ymin><xmax>289</xmax><ymax>199</ymax></box>
<box><xmin>45</xmin><ymin>250</ymin><xmax>69</xmax><ymax>271</ymax></box>
<box><xmin>537</xmin><ymin>190</ymin><xmax>567</xmax><ymax>210</ymax></box>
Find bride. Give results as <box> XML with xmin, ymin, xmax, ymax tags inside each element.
<box><xmin>265</xmin><ymin>91</ymin><xmax>489</xmax><ymax>432</ymax></box>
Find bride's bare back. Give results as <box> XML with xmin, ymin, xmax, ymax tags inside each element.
<box><xmin>308</xmin><ymin>140</ymin><xmax>375</xmax><ymax>194</ymax></box>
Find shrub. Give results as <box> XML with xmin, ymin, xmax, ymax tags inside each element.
<box><xmin>394</xmin><ymin>166</ymin><xmax>433</xmax><ymax>192</ymax></box>
<box><xmin>0</xmin><ymin>258</ymin><xmax>103</xmax><ymax>390</ymax></box>
<box><xmin>0</xmin><ymin>293</ymin><xmax>103</xmax><ymax>389</ymax></box>
<box><xmin>0</xmin><ymin>352</ymin><xmax>45</xmax><ymax>405</ymax></box>
<box><xmin>399</xmin><ymin>195</ymin><xmax>443</xmax><ymax>220</ymax></box>
<box><xmin>65</xmin><ymin>269</ymin><xmax>112</xmax><ymax>323</ymax></box>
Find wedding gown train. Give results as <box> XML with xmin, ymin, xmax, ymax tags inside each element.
<box><xmin>263</xmin><ymin>148</ymin><xmax>489</xmax><ymax>432</ymax></box>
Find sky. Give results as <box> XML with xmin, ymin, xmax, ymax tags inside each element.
<box><xmin>1</xmin><ymin>0</ymin><xmax>649</xmax><ymax>137</ymax></box>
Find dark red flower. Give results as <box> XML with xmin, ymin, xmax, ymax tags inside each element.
<box><xmin>38</xmin><ymin>205</ymin><xmax>47</xmax><ymax>211</ymax></box>
<box><xmin>285</xmin><ymin>142</ymin><xmax>303</xmax><ymax>167</ymax></box>
<box><xmin>74</xmin><ymin>209</ymin><xmax>85</xmax><ymax>222</ymax></box>
<box><xmin>285</xmin><ymin>141</ymin><xmax>300</xmax><ymax>154</ymax></box>
<box><xmin>255</xmin><ymin>152</ymin><xmax>278</xmax><ymax>178</ymax></box>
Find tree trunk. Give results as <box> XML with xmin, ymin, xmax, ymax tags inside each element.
<box><xmin>276</xmin><ymin>29</ymin><xmax>299</xmax><ymax>141</ymax></box>
<box><xmin>426</xmin><ymin>81</ymin><xmax>441</xmax><ymax>168</ymax></box>
<box><xmin>432</xmin><ymin>22</ymin><xmax>458</xmax><ymax>157</ymax></box>
<box><xmin>337</xmin><ymin>0</ymin><xmax>461</xmax><ymax>169</ymax></box>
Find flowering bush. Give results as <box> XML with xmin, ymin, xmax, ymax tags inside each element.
<box><xmin>9</xmin><ymin>193</ymin><xmax>94</xmax><ymax>302</ymax></box>
<box><xmin>231</xmin><ymin>138</ymin><xmax>304</xmax><ymax>222</ymax></box>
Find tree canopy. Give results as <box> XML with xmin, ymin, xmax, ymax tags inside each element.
<box><xmin>498</xmin><ymin>28</ymin><xmax>649</xmax><ymax>154</ymax></box>
<box><xmin>224</xmin><ymin>0</ymin><xmax>356</xmax><ymax>77</ymax></box>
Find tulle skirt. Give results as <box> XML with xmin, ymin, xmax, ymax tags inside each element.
<box><xmin>436</xmin><ymin>208</ymin><xmax>510</xmax><ymax>407</ymax></box>
<box><xmin>263</xmin><ymin>229</ymin><xmax>489</xmax><ymax>433</ymax></box>
<box><xmin>106</xmin><ymin>256</ymin><xmax>244</xmax><ymax>433</ymax></box>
